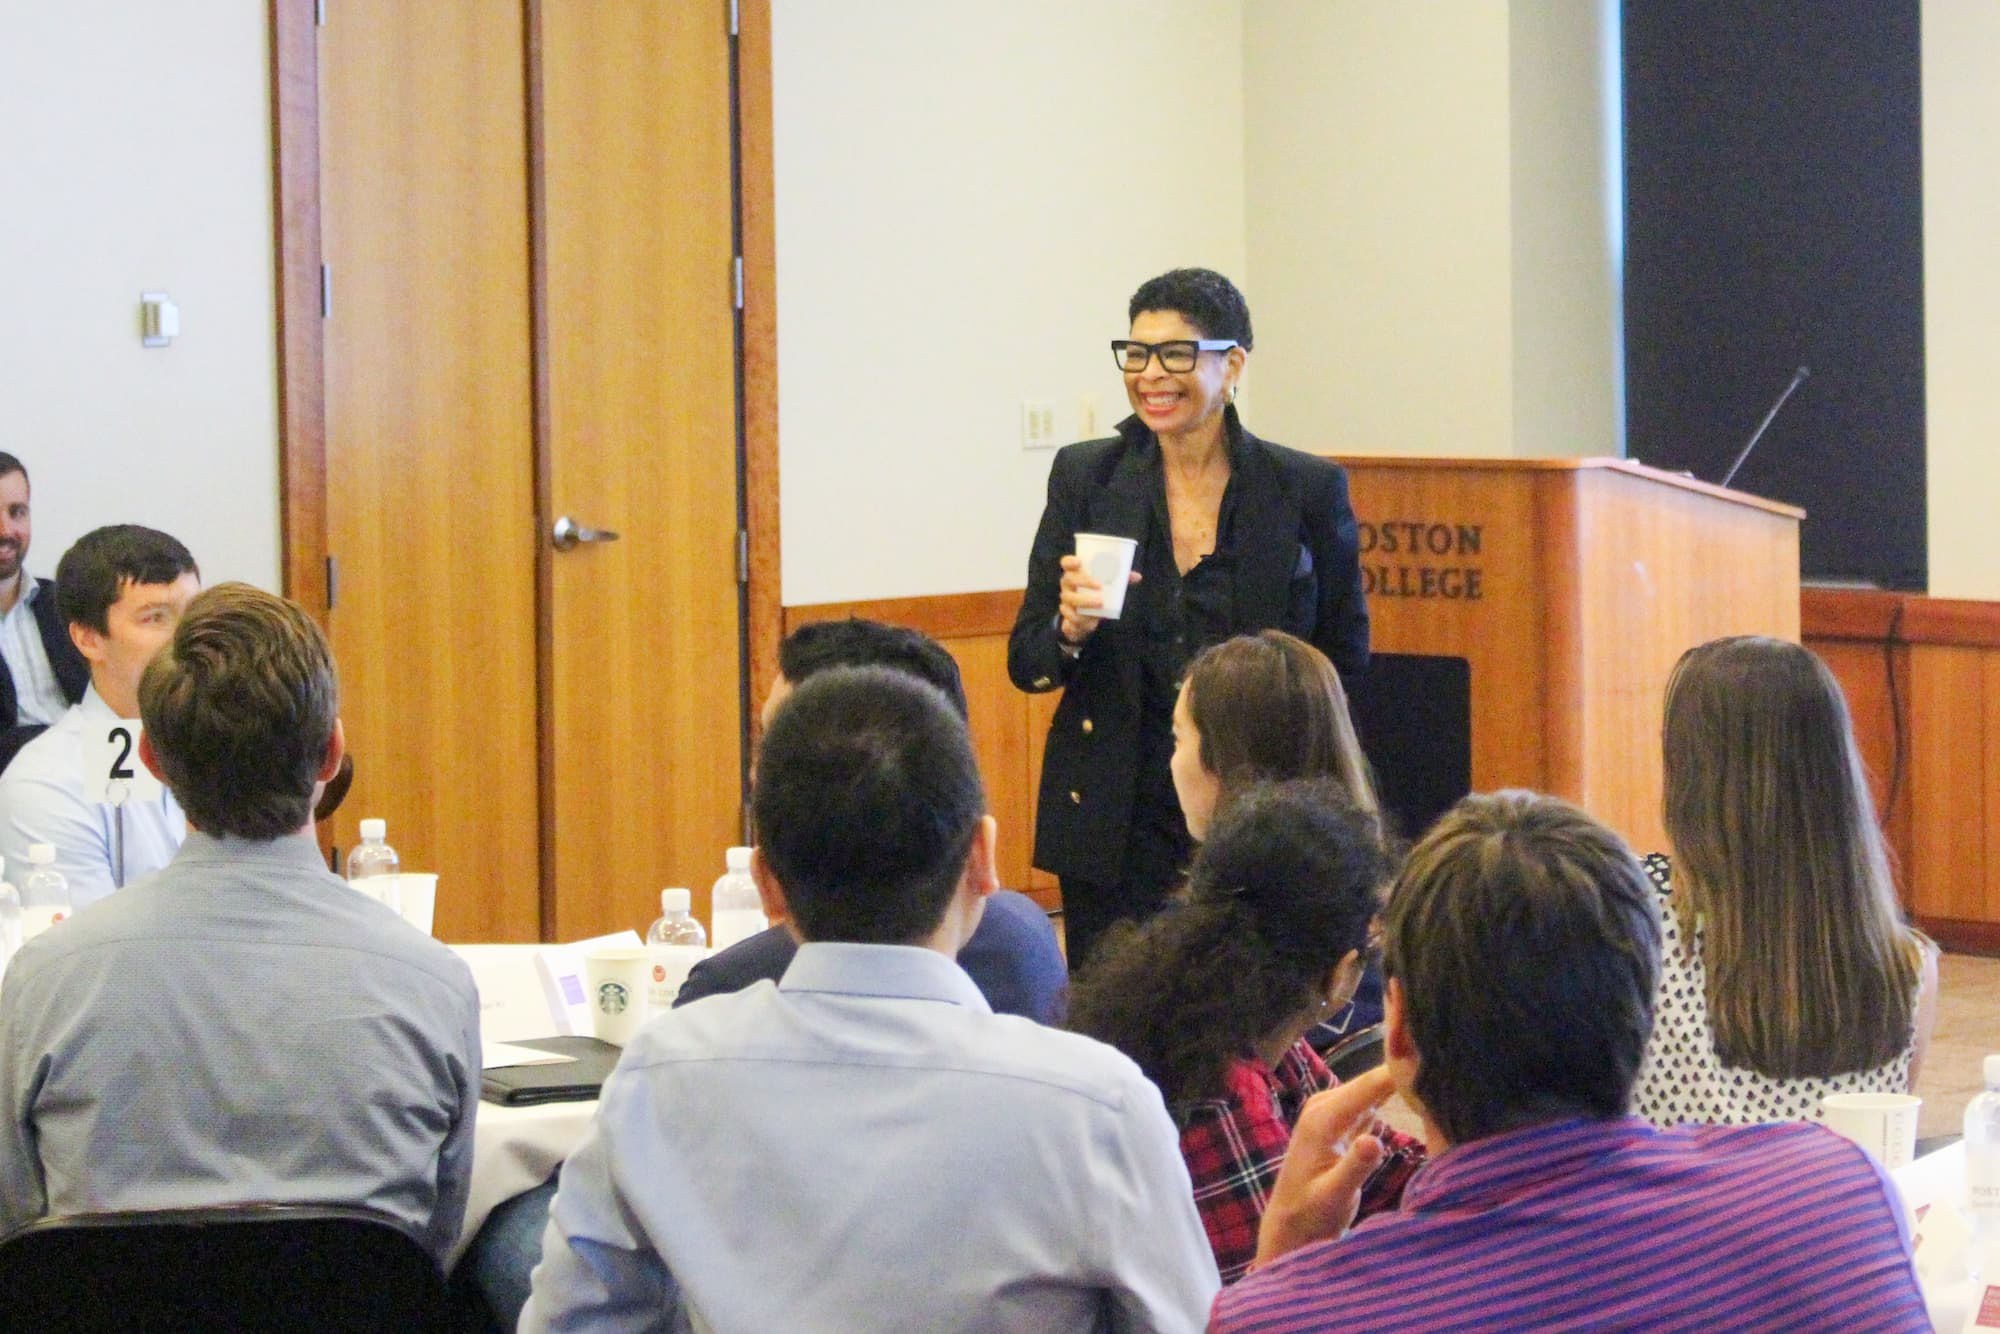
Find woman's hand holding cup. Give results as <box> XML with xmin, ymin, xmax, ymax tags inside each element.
<box><xmin>1058</xmin><ymin>554</ymin><xmax>1141</xmax><ymax>645</ymax></box>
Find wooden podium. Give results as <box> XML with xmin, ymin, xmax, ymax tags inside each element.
<box><xmin>1335</xmin><ymin>457</ymin><xmax>1803</xmax><ymax>855</ymax></box>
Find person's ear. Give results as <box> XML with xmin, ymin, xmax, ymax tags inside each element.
<box><xmin>750</xmin><ymin>845</ymin><xmax>791</xmax><ymax>925</ymax></box>
<box><xmin>961</xmin><ymin>815</ymin><xmax>999</xmax><ymax>900</ymax></box>
<box><xmin>1383</xmin><ymin>978</ymin><xmax>1413</xmax><ymax>1059</ymax></box>
<box><xmin>1321</xmin><ymin>948</ymin><xmax>1362</xmax><ymax>1011</ymax></box>
<box><xmin>138</xmin><ymin>729</ymin><xmax>167</xmax><ymax>784</ymax></box>
<box><xmin>69</xmin><ymin>621</ymin><xmax>105</xmax><ymax>666</ymax></box>
<box><xmin>317</xmin><ymin>719</ymin><xmax>346</xmax><ymax>783</ymax></box>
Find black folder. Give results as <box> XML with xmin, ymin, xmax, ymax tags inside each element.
<box><xmin>478</xmin><ymin>1036</ymin><xmax>623</xmax><ymax>1106</ymax></box>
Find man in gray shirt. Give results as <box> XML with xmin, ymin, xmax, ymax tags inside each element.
<box><xmin>0</xmin><ymin>583</ymin><xmax>481</xmax><ymax>1264</ymax></box>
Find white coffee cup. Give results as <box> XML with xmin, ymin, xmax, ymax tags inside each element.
<box><xmin>583</xmin><ymin>947</ymin><xmax>652</xmax><ymax>1046</ymax></box>
<box><xmin>1820</xmin><ymin>1092</ymin><xmax>1922</xmax><ymax>1168</ymax></box>
<box><xmin>1074</xmin><ymin>533</ymin><xmax>1138</xmax><ymax>619</ymax></box>
<box><xmin>387</xmin><ymin>873</ymin><xmax>438</xmax><ymax>936</ymax></box>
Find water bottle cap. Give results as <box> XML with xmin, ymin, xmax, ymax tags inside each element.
<box><xmin>662</xmin><ymin>887</ymin><xmax>691</xmax><ymax>914</ymax></box>
<box><xmin>27</xmin><ymin>844</ymin><xmax>54</xmax><ymax>865</ymax></box>
<box><xmin>1986</xmin><ymin>1054</ymin><xmax>2000</xmax><ymax>1089</ymax></box>
<box><xmin>725</xmin><ymin>846</ymin><xmax>752</xmax><ymax>871</ymax></box>
<box><xmin>359</xmin><ymin>818</ymin><xmax>387</xmax><ymax>841</ymax></box>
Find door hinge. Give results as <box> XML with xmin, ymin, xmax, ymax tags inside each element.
<box><xmin>733</xmin><ymin>256</ymin><xmax>743</xmax><ymax>311</ymax></box>
<box><xmin>319</xmin><ymin>264</ymin><xmax>332</xmax><ymax>319</ymax></box>
<box><xmin>325</xmin><ymin>554</ymin><xmax>339</xmax><ymax>611</ymax></box>
<box><xmin>736</xmin><ymin>531</ymin><xmax>749</xmax><ymax>585</ymax></box>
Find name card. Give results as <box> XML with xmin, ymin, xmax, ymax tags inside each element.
<box><xmin>82</xmin><ymin>719</ymin><xmax>165</xmax><ymax>804</ymax></box>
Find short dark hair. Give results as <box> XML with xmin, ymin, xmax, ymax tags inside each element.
<box><xmin>1128</xmin><ymin>268</ymin><xmax>1254</xmax><ymax>350</ymax></box>
<box><xmin>752</xmin><ymin>666</ymin><xmax>984</xmax><ymax>945</ymax></box>
<box><xmin>1067</xmin><ymin>779</ymin><xmax>1388</xmax><ymax>1105</ymax></box>
<box><xmin>56</xmin><ymin>525</ymin><xmax>199</xmax><ymax>633</ymax></box>
<box><xmin>779</xmin><ymin>618</ymin><xmax>967</xmax><ymax>721</ymax></box>
<box><xmin>0</xmin><ymin>454</ymin><xmax>25</xmax><ymax>486</ymax></box>
<box><xmin>138</xmin><ymin>583</ymin><xmax>339</xmax><ymax>840</ymax></box>
<box><xmin>1383</xmin><ymin>790</ymin><xmax>1659</xmax><ymax>1145</ymax></box>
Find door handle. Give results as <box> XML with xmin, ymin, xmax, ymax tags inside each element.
<box><xmin>551</xmin><ymin>516</ymin><xmax>621</xmax><ymax>552</ymax></box>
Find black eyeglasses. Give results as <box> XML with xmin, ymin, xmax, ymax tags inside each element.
<box><xmin>1110</xmin><ymin>339</ymin><xmax>1239</xmax><ymax>373</ymax></box>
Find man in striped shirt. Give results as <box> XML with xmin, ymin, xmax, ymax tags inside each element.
<box><xmin>1211</xmin><ymin>791</ymin><xmax>1929</xmax><ymax>1334</ymax></box>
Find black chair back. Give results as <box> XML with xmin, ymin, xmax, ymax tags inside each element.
<box><xmin>0</xmin><ymin>1204</ymin><xmax>451</xmax><ymax>1333</ymax></box>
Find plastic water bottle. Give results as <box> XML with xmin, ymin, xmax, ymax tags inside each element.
<box><xmin>346</xmin><ymin>818</ymin><xmax>400</xmax><ymax>881</ymax></box>
<box><xmin>1966</xmin><ymin>1055</ymin><xmax>2000</xmax><ymax>1284</ymax></box>
<box><xmin>0</xmin><ymin>860</ymin><xmax>21</xmax><ymax>968</ymax></box>
<box><xmin>709</xmin><ymin>847</ymin><xmax>765</xmax><ymax>951</ymax></box>
<box><xmin>645</xmin><ymin>888</ymin><xmax>707</xmax><ymax>1013</ymax></box>
<box><xmin>20</xmin><ymin>844</ymin><xmax>71</xmax><ymax>941</ymax></box>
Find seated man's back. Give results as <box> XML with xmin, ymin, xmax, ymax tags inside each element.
<box><xmin>0</xmin><ymin>835</ymin><xmax>479</xmax><ymax>1261</ymax></box>
<box><xmin>0</xmin><ymin>583</ymin><xmax>481</xmax><ymax>1265</ymax></box>
<box><xmin>546</xmin><ymin>943</ymin><xmax>1210</xmax><ymax>1331</ymax></box>
<box><xmin>1216</xmin><ymin>1114</ymin><xmax>1924</xmax><ymax>1332</ymax></box>
<box><xmin>524</xmin><ymin>667</ymin><xmax>1216</xmax><ymax>1332</ymax></box>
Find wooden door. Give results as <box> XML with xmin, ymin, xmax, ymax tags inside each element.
<box><xmin>320</xmin><ymin>2</ymin><xmax>543</xmax><ymax>941</ymax></box>
<box><xmin>540</xmin><ymin>2</ymin><xmax>744</xmax><ymax>937</ymax></box>
<box><xmin>316</xmin><ymin>1</ymin><xmax>744</xmax><ymax>942</ymax></box>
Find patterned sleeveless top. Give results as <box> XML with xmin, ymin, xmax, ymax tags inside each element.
<box><xmin>1632</xmin><ymin>853</ymin><xmax>1914</xmax><ymax>1126</ymax></box>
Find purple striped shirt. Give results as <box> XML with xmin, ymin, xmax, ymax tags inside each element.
<box><xmin>1209</xmin><ymin>1115</ymin><xmax>1928</xmax><ymax>1333</ymax></box>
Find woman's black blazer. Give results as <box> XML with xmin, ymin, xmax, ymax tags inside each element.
<box><xmin>1008</xmin><ymin>410</ymin><xmax>1369</xmax><ymax>883</ymax></box>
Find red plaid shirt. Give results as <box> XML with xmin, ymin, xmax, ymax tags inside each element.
<box><xmin>1177</xmin><ymin>1039</ymin><xmax>1425</xmax><ymax>1283</ymax></box>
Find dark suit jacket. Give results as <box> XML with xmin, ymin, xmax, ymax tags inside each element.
<box><xmin>0</xmin><ymin>576</ymin><xmax>90</xmax><ymax>773</ymax></box>
<box><xmin>673</xmin><ymin>889</ymin><xmax>1067</xmax><ymax>1025</ymax></box>
<box><xmin>1007</xmin><ymin>407</ymin><xmax>1368</xmax><ymax>884</ymax></box>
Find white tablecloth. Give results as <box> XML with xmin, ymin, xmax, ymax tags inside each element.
<box><xmin>455</xmin><ymin>1097</ymin><xmax>598</xmax><ymax>1266</ymax></box>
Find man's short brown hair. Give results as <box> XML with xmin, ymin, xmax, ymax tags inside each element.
<box><xmin>138</xmin><ymin>583</ymin><xmax>338</xmax><ymax>840</ymax></box>
<box><xmin>1383</xmin><ymin>790</ymin><xmax>1659</xmax><ymax>1145</ymax></box>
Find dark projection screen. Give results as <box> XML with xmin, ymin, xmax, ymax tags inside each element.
<box><xmin>1623</xmin><ymin>0</ymin><xmax>1926</xmax><ymax>589</ymax></box>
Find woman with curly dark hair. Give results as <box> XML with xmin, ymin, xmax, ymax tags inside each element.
<box><xmin>1066</xmin><ymin>779</ymin><xmax>1423</xmax><ymax>1283</ymax></box>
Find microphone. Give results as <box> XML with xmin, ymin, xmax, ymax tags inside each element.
<box><xmin>1716</xmin><ymin>365</ymin><xmax>1810</xmax><ymax>490</ymax></box>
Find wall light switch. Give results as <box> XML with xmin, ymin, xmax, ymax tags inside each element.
<box><xmin>1078</xmin><ymin>393</ymin><xmax>1099</xmax><ymax>439</ymax></box>
<box><xmin>141</xmin><ymin>291</ymin><xmax>179</xmax><ymax>348</ymax></box>
<box><xmin>1021</xmin><ymin>399</ymin><xmax>1057</xmax><ymax>450</ymax></box>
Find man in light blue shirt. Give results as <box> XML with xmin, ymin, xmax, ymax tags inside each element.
<box><xmin>0</xmin><ymin>583</ymin><xmax>481</xmax><ymax>1263</ymax></box>
<box><xmin>0</xmin><ymin>525</ymin><xmax>197</xmax><ymax>908</ymax></box>
<box><xmin>522</xmin><ymin>667</ymin><xmax>1220</xmax><ymax>1333</ymax></box>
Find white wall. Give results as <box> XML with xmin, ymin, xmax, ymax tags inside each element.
<box><xmin>1243</xmin><ymin>2</ymin><xmax>1514</xmax><ymax>457</ymax></box>
<box><xmin>1241</xmin><ymin>0</ymin><xmax>1617</xmax><ymax>461</ymax></box>
<box><xmin>771</xmin><ymin>1</ymin><xmax>1246</xmax><ymax>606</ymax></box>
<box><xmin>0</xmin><ymin>4</ymin><xmax>281</xmax><ymax>591</ymax></box>
<box><xmin>1507</xmin><ymin>0</ymin><xmax>1621</xmax><ymax>459</ymax></box>
<box><xmin>1922</xmin><ymin>0</ymin><xmax>2000</xmax><ymax>600</ymax></box>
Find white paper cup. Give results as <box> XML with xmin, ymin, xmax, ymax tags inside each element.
<box><xmin>1074</xmin><ymin>533</ymin><xmax>1138</xmax><ymax>619</ymax></box>
<box><xmin>387</xmin><ymin>873</ymin><xmax>438</xmax><ymax>936</ymax></box>
<box><xmin>583</xmin><ymin>947</ymin><xmax>652</xmax><ymax>1046</ymax></box>
<box><xmin>1820</xmin><ymin>1092</ymin><xmax>1921</xmax><ymax>1168</ymax></box>
<box><xmin>348</xmin><ymin>875</ymin><xmax>398</xmax><ymax>913</ymax></box>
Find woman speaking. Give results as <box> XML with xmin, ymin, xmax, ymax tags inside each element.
<box><xmin>1008</xmin><ymin>268</ymin><xmax>1369</xmax><ymax>969</ymax></box>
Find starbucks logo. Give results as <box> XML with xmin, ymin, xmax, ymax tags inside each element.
<box><xmin>596</xmin><ymin>980</ymin><xmax>632</xmax><ymax>1015</ymax></box>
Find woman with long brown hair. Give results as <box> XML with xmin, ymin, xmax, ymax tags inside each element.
<box><xmin>1167</xmin><ymin>630</ymin><xmax>1379</xmax><ymax>842</ymax></box>
<box><xmin>1633</xmin><ymin>635</ymin><xmax>1939</xmax><ymax>1124</ymax></box>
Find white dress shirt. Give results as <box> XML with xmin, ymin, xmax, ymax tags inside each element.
<box><xmin>0</xmin><ymin>577</ymin><xmax>69</xmax><ymax>725</ymax></box>
<box><xmin>521</xmin><ymin>942</ymin><xmax>1220</xmax><ymax>1334</ymax></box>
<box><xmin>0</xmin><ymin>684</ymin><xmax>185</xmax><ymax>907</ymax></box>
